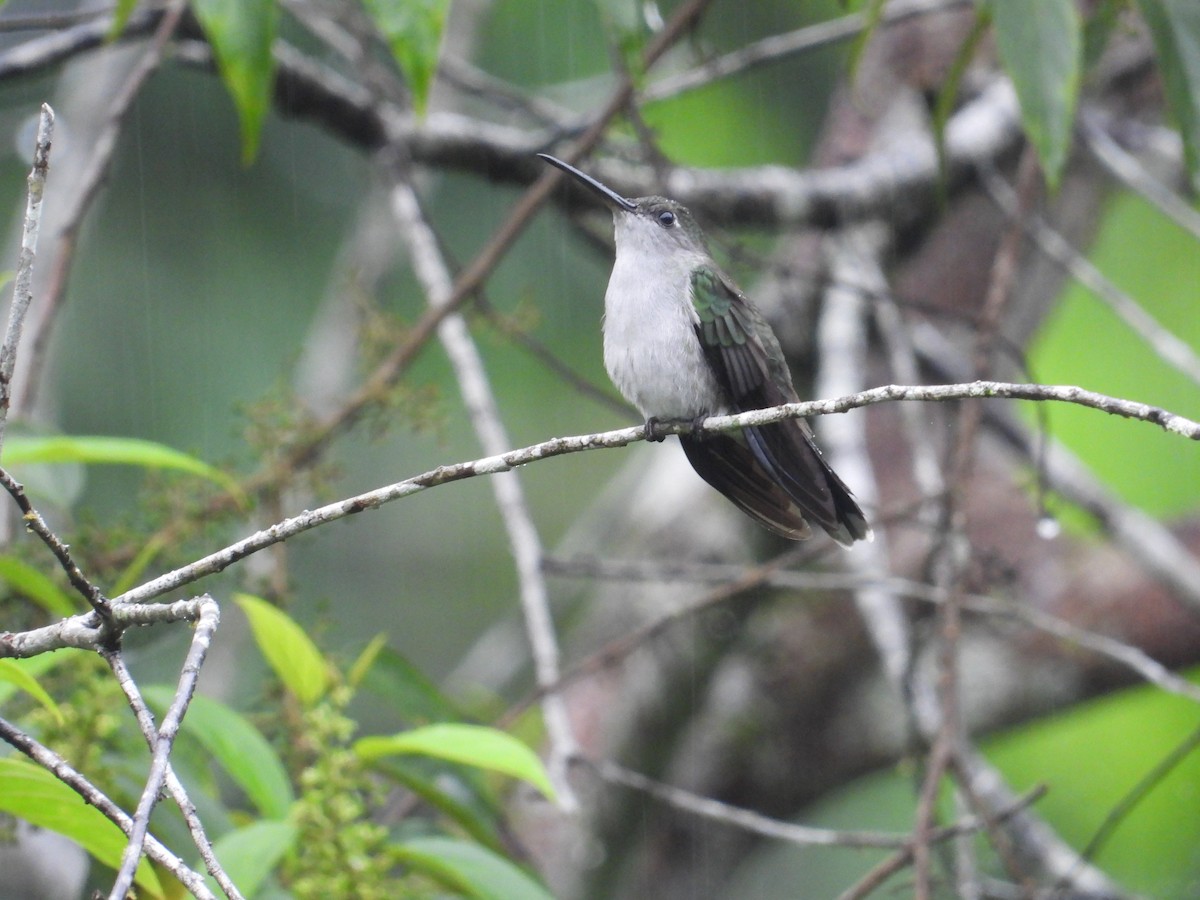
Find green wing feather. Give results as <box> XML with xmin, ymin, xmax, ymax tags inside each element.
<box><xmin>687</xmin><ymin>266</ymin><xmax>870</xmax><ymax>545</ymax></box>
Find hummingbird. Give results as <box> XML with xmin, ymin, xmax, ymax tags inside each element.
<box><xmin>539</xmin><ymin>154</ymin><xmax>871</xmax><ymax>546</ymax></box>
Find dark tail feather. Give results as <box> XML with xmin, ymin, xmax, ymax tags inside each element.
<box><xmin>682</xmin><ymin>422</ymin><xmax>871</xmax><ymax>546</ymax></box>
<box><xmin>745</xmin><ymin>419</ymin><xmax>870</xmax><ymax>546</ymax></box>
<box><xmin>680</xmin><ymin>433</ymin><xmax>813</xmax><ymax>541</ymax></box>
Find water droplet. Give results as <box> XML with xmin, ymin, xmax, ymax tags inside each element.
<box><xmin>1036</xmin><ymin>516</ymin><xmax>1061</xmax><ymax>540</ymax></box>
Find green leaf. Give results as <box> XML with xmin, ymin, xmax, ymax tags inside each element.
<box><xmin>203</xmin><ymin>820</ymin><xmax>296</xmax><ymax>898</ymax></box>
<box><xmin>359</xmin><ymin>645</ymin><xmax>463</xmax><ymax>723</ymax></box>
<box><xmin>0</xmin><ymin>653</ymin><xmax>62</xmax><ymax>709</ymax></box>
<box><xmin>235</xmin><ymin>593</ymin><xmax>330</xmax><ymax>706</ymax></box>
<box><xmin>394</xmin><ymin>836</ymin><xmax>554</xmax><ymax>900</ymax></box>
<box><xmin>1137</xmin><ymin>0</ymin><xmax>1200</xmax><ymax>193</ymax></box>
<box><xmin>191</xmin><ymin>0</ymin><xmax>279</xmax><ymax>163</ymax></box>
<box><xmin>989</xmin><ymin>0</ymin><xmax>1082</xmax><ymax>187</ymax></box>
<box><xmin>142</xmin><ymin>686</ymin><xmax>295</xmax><ymax>819</ymax></box>
<box><xmin>355</xmin><ymin>723</ymin><xmax>554</xmax><ymax>800</ymax></box>
<box><xmin>0</xmin><ymin>555</ymin><xmax>77</xmax><ymax>616</ymax></box>
<box><xmin>375</xmin><ymin>759</ymin><xmax>507</xmax><ymax>853</ymax></box>
<box><xmin>347</xmin><ymin>632</ymin><xmax>388</xmax><ymax>689</ymax></box>
<box><xmin>362</xmin><ymin>0</ymin><xmax>450</xmax><ymax>115</ymax></box>
<box><xmin>933</xmin><ymin>10</ymin><xmax>990</xmax><ymax>192</ymax></box>
<box><xmin>108</xmin><ymin>0</ymin><xmax>140</xmax><ymax>39</ymax></box>
<box><xmin>0</xmin><ymin>758</ymin><xmax>165</xmax><ymax>898</ymax></box>
<box><xmin>3</xmin><ymin>434</ymin><xmax>245</xmax><ymax>503</ymax></box>
<box><xmin>0</xmin><ymin>659</ymin><xmax>62</xmax><ymax>723</ymax></box>
<box><xmin>1082</xmin><ymin>0</ymin><xmax>1125</xmax><ymax>68</ymax></box>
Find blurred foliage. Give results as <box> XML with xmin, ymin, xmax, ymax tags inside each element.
<box><xmin>986</xmin><ymin>670</ymin><xmax>1200</xmax><ymax>899</ymax></box>
<box><xmin>1030</xmin><ymin>192</ymin><xmax>1200</xmax><ymax>522</ymax></box>
<box><xmin>0</xmin><ymin>0</ymin><xmax>1196</xmax><ymax>896</ymax></box>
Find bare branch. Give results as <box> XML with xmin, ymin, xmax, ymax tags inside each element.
<box><xmin>585</xmin><ymin>755</ymin><xmax>1045</xmax><ymax>850</ymax></box>
<box><xmin>819</xmin><ymin>227</ymin><xmax>911</xmax><ymax>686</ymax></box>
<box><xmin>1081</xmin><ymin>110</ymin><xmax>1200</xmax><ymax>243</ymax></box>
<box><xmin>0</xmin><ymin>715</ymin><xmax>216</xmax><ymax>899</ymax></box>
<box><xmin>544</xmin><ymin>557</ymin><xmax>1200</xmax><ymax>705</ymax></box>
<box><xmin>0</xmin><ymin>103</ymin><xmax>53</xmax><ymax>448</ymax></box>
<box><xmin>94</xmin><ymin>380</ymin><xmax>1198</xmax><ymax>610</ymax></box>
<box><xmin>108</xmin><ymin>597</ymin><xmax>220</xmax><ymax>899</ymax></box>
<box><xmin>643</xmin><ymin>0</ymin><xmax>970</xmax><ymax>103</ymax></box>
<box><xmin>981</xmin><ymin>163</ymin><xmax>1200</xmax><ymax>386</ymax></box>
<box><xmin>106</xmin><ymin>639</ymin><xmax>243</xmax><ymax>899</ymax></box>
<box><xmin>386</xmin><ymin>163</ymin><xmax>578</xmax><ymax>809</ymax></box>
<box><xmin>17</xmin><ymin>0</ymin><xmax>188</xmax><ymax>413</ymax></box>
<box><xmin>0</xmin><ymin>6</ymin><xmax>162</xmax><ymax>80</ymax></box>
<box><xmin>0</xmin><ymin>466</ymin><xmax>110</xmax><ymax>617</ymax></box>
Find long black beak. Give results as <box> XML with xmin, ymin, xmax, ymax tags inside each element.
<box><xmin>538</xmin><ymin>153</ymin><xmax>637</xmax><ymax>211</ymax></box>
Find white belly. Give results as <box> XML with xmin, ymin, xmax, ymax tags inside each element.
<box><xmin>602</xmin><ymin>258</ymin><xmax>726</xmax><ymax>420</ymax></box>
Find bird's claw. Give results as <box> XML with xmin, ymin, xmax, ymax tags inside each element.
<box><xmin>643</xmin><ymin>417</ymin><xmax>668</xmax><ymax>443</ymax></box>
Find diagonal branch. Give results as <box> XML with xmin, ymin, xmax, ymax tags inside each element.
<box><xmin>0</xmin><ymin>714</ymin><xmax>216</xmax><ymax>899</ymax></box>
<box><xmin>0</xmin><ymin>383</ymin><xmax>1180</xmax><ymax>660</ymax></box>
<box><xmin>106</xmin><ymin>597</ymin><xmax>220</xmax><ymax>900</ymax></box>
<box><xmin>88</xmin><ymin>381</ymin><xmax>1199</xmax><ymax>612</ymax></box>
<box><xmin>0</xmin><ymin>103</ymin><xmax>53</xmax><ymax>450</ymax></box>
<box><xmin>385</xmin><ymin>161</ymin><xmax>578</xmax><ymax>809</ymax></box>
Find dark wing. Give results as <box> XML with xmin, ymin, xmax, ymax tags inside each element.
<box><xmin>688</xmin><ymin>266</ymin><xmax>870</xmax><ymax>545</ymax></box>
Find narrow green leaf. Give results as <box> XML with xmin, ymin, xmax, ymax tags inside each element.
<box><xmin>933</xmin><ymin>9</ymin><xmax>991</xmax><ymax>194</ymax></box>
<box><xmin>203</xmin><ymin>820</ymin><xmax>296</xmax><ymax>898</ymax></box>
<box><xmin>361</xmin><ymin>0</ymin><xmax>450</xmax><ymax>115</ymax></box>
<box><xmin>347</xmin><ymin>632</ymin><xmax>389</xmax><ymax>689</ymax></box>
<box><xmin>847</xmin><ymin>0</ymin><xmax>889</xmax><ymax>81</ymax></box>
<box><xmin>359</xmin><ymin>645</ymin><xmax>463</xmax><ymax>723</ymax></box>
<box><xmin>191</xmin><ymin>0</ymin><xmax>279</xmax><ymax>162</ymax></box>
<box><xmin>0</xmin><ymin>759</ymin><xmax>165</xmax><ymax>898</ymax></box>
<box><xmin>355</xmin><ymin>723</ymin><xmax>554</xmax><ymax>800</ymax></box>
<box><xmin>3</xmin><ymin>434</ymin><xmax>245</xmax><ymax>502</ymax></box>
<box><xmin>143</xmin><ymin>686</ymin><xmax>295</xmax><ymax>819</ymax></box>
<box><xmin>989</xmin><ymin>0</ymin><xmax>1082</xmax><ymax>186</ymax></box>
<box><xmin>235</xmin><ymin>593</ymin><xmax>330</xmax><ymax>706</ymax></box>
<box><xmin>394</xmin><ymin>836</ymin><xmax>554</xmax><ymax>900</ymax></box>
<box><xmin>108</xmin><ymin>0</ymin><xmax>140</xmax><ymax>39</ymax></box>
<box><xmin>0</xmin><ymin>653</ymin><xmax>61</xmax><ymax>708</ymax></box>
<box><xmin>1082</xmin><ymin>0</ymin><xmax>1125</xmax><ymax>68</ymax></box>
<box><xmin>110</xmin><ymin>531</ymin><xmax>171</xmax><ymax>597</ymax></box>
<box><xmin>0</xmin><ymin>659</ymin><xmax>62</xmax><ymax>723</ymax></box>
<box><xmin>375</xmin><ymin>759</ymin><xmax>507</xmax><ymax>853</ymax></box>
<box><xmin>1137</xmin><ymin>0</ymin><xmax>1200</xmax><ymax>193</ymax></box>
<box><xmin>0</xmin><ymin>555</ymin><xmax>77</xmax><ymax>616</ymax></box>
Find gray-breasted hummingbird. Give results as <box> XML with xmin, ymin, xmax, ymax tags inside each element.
<box><xmin>539</xmin><ymin>154</ymin><xmax>871</xmax><ymax>546</ymax></box>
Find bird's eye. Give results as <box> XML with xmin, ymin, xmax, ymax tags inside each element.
<box><xmin>657</xmin><ymin>211</ymin><xmax>676</xmax><ymax>227</ymax></box>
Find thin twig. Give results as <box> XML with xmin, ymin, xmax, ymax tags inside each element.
<box><xmin>79</xmin><ymin>380</ymin><xmax>1197</xmax><ymax>612</ymax></box>
<box><xmin>17</xmin><ymin>0</ymin><xmax>187</xmax><ymax>414</ymax></box>
<box><xmin>914</xmin><ymin>148</ymin><xmax>1040</xmax><ymax>898</ymax></box>
<box><xmin>0</xmin><ymin>466</ymin><xmax>110</xmax><ymax>617</ymax></box>
<box><xmin>543</xmin><ymin>557</ymin><xmax>1200</xmax><ymax>705</ymax></box>
<box><xmin>1081</xmin><ymin>109</ymin><xmax>1200</xmax><ymax>243</ymax></box>
<box><xmin>586</xmin><ymin>755</ymin><xmax>1045</xmax><ymax>850</ymax></box>
<box><xmin>0</xmin><ymin>715</ymin><xmax>216</xmax><ymax>899</ymax></box>
<box><xmin>819</xmin><ymin>227</ymin><xmax>911</xmax><ymax>686</ymax></box>
<box><xmin>980</xmin><ymin>163</ymin><xmax>1200</xmax><ymax>387</ymax></box>
<box><xmin>386</xmin><ymin>162</ymin><xmax>578</xmax><ymax>809</ymax></box>
<box><xmin>108</xmin><ymin>597</ymin><xmax>220</xmax><ymax>899</ymax></box>
<box><xmin>0</xmin><ymin>102</ymin><xmax>53</xmax><ymax>450</ymax></box>
<box><xmin>644</xmin><ymin>0</ymin><xmax>970</xmax><ymax>103</ymax></box>
<box><xmin>104</xmin><ymin>614</ymin><xmax>243</xmax><ymax>900</ymax></box>
<box><xmin>218</xmin><ymin>0</ymin><xmax>713</xmax><ymax>499</ymax></box>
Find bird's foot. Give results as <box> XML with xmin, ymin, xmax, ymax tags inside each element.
<box><xmin>643</xmin><ymin>417</ymin><xmax>669</xmax><ymax>443</ymax></box>
<box><xmin>689</xmin><ymin>413</ymin><xmax>710</xmax><ymax>441</ymax></box>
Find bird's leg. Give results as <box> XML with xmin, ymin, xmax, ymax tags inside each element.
<box><xmin>689</xmin><ymin>413</ymin><xmax>710</xmax><ymax>441</ymax></box>
<box><xmin>643</xmin><ymin>417</ymin><xmax>669</xmax><ymax>443</ymax></box>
